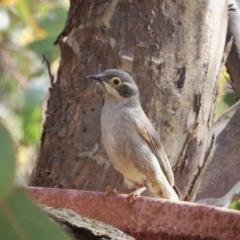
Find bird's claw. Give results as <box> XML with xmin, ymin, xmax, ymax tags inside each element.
<box><xmin>104</xmin><ymin>186</ymin><xmax>118</xmax><ymax>199</ymax></box>
<box><xmin>127</xmin><ymin>192</ymin><xmax>139</xmax><ymax>205</ymax></box>
<box><xmin>127</xmin><ymin>187</ymin><xmax>147</xmax><ymax>205</ymax></box>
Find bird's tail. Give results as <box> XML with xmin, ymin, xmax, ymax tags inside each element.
<box><xmin>155</xmin><ymin>178</ymin><xmax>179</xmax><ymax>201</ymax></box>
<box><xmin>173</xmin><ymin>185</ymin><xmax>182</xmax><ymax>200</ymax></box>
<box><xmin>164</xmin><ymin>185</ymin><xmax>179</xmax><ymax>201</ymax></box>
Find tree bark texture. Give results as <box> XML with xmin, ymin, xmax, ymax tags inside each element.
<box><xmin>30</xmin><ymin>0</ymin><xmax>227</xmax><ymax>201</ymax></box>
<box><xmin>195</xmin><ymin>1</ymin><xmax>240</xmax><ymax>207</ymax></box>
<box><xmin>226</xmin><ymin>0</ymin><xmax>240</xmax><ymax>100</ymax></box>
<box><xmin>196</xmin><ymin>102</ymin><xmax>240</xmax><ymax>207</ymax></box>
<box><xmin>43</xmin><ymin>205</ymin><xmax>135</xmax><ymax>240</ymax></box>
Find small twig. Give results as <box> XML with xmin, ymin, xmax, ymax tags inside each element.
<box><xmin>42</xmin><ymin>55</ymin><xmax>54</xmax><ymax>87</ymax></box>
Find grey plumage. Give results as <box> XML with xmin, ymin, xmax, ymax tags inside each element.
<box><xmin>86</xmin><ymin>69</ymin><xmax>179</xmax><ymax>201</ymax></box>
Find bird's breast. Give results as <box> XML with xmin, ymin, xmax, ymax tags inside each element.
<box><xmin>101</xmin><ymin>105</ymin><xmax>134</xmax><ymax>168</ymax></box>
<box><xmin>101</xmin><ymin>105</ymin><xmax>126</xmax><ymax>154</ymax></box>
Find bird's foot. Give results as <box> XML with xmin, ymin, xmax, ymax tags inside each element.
<box><xmin>127</xmin><ymin>187</ymin><xmax>147</xmax><ymax>205</ymax></box>
<box><xmin>104</xmin><ymin>186</ymin><xmax>118</xmax><ymax>199</ymax></box>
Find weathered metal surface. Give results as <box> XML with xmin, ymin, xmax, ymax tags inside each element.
<box><xmin>28</xmin><ymin>187</ymin><xmax>240</xmax><ymax>240</ymax></box>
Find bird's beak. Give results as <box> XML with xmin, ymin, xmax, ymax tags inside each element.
<box><xmin>86</xmin><ymin>74</ymin><xmax>103</xmax><ymax>82</ymax></box>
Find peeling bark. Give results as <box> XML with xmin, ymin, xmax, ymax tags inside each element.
<box><xmin>30</xmin><ymin>0</ymin><xmax>228</xmax><ymax>201</ymax></box>
<box><xmin>195</xmin><ymin>0</ymin><xmax>240</xmax><ymax>206</ymax></box>
<box><xmin>196</xmin><ymin>101</ymin><xmax>240</xmax><ymax>207</ymax></box>
<box><xmin>226</xmin><ymin>0</ymin><xmax>240</xmax><ymax>99</ymax></box>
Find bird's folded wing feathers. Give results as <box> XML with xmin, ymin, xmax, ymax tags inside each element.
<box><xmin>135</xmin><ymin>119</ymin><xmax>175</xmax><ymax>186</ymax></box>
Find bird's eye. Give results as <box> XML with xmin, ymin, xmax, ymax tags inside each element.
<box><xmin>113</xmin><ymin>78</ymin><xmax>120</xmax><ymax>85</ymax></box>
<box><xmin>110</xmin><ymin>77</ymin><xmax>122</xmax><ymax>86</ymax></box>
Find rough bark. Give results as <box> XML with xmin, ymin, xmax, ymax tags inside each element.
<box><xmin>30</xmin><ymin>0</ymin><xmax>228</xmax><ymax>201</ymax></box>
<box><xmin>226</xmin><ymin>0</ymin><xmax>240</xmax><ymax>99</ymax></box>
<box><xmin>193</xmin><ymin>0</ymin><xmax>240</xmax><ymax>206</ymax></box>
<box><xmin>196</xmin><ymin>101</ymin><xmax>240</xmax><ymax>207</ymax></box>
<box><xmin>43</xmin><ymin>205</ymin><xmax>135</xmax><ymax>240</ymax></box>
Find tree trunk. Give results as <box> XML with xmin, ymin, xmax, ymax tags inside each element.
<box><xmin>195</xmin><ymin>0</ymin><xmax>240</xmax><ymax>207</ymax></box>
<box><xmin>226</xmin><ymin>0</ymin><xmax>240</xmax><ymax>100</ymax></box>
<box><xmin>30</xmin><ymin>0</ymin><xmax>228</xmax><ymax>201</ymax></box>
<box><xmin>196</xmin><ymin>101</ymin><xmax>240</xmax><ymax>207</ymax></box>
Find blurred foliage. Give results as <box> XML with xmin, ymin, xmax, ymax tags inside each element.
<box><xmin>0</xmin><ymin>121</ymin><xmax>71</xmax><ymax>240</ymax></box>
<box><xmin>0</xmin><ymin>0</ymin><xmax>68</xmax><ymax>185</ymax></box>
<box><xmin>214</xmin><ymin>68</ymin><xmax>235</xmax><ymax>121</ymax></box>
<box><xmin>0</xmin><ymin>1</ymin><xmax>72</xmax><ymax>238</ymax></box>
<box><xmin>229</xmin><ymin>201</ymin><xmax>240</xmax><ymax>211</ymax></box>
<box><xmin>0</xmin><ymin>187</ymin><xmax>72</xmax><ymax>240</ymax></box>
<box><xmin>0</xmin><ymin>119</ymin><xmax>15</xmax><ymax>197</ymax></box>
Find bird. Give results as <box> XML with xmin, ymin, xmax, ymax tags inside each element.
<box><xmin>86</xmin><ymin>69</ymin><xmax>180</xmax><ymax>203</ymax></box>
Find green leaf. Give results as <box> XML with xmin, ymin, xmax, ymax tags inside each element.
<box><xmin>0</xmin><ymin>119</ymin><xmax>15</xmax><ymax>197</ymax></box>
<box><xmin>27</xmin><ymin>38</ymin><xmax>58</xmax><ymax>59</ymax></box>
<box><xmin>224</xmin><ymin>92</ymin><xmax>235</xmax><ymax>106</ymax></box>
<box><xmin>230</xmin><ymin>201</ymin><xmax>240</xmax><ymax>211</ymax></box>
<box><xmin>0</xmin><ymin>187</ymin><xmax>71</xmax><ymax>240</ymax></box>
<box><xmin>14</xmin><ymin>0</ymin><xmax>31</xmax><ymax>22</ymax></box>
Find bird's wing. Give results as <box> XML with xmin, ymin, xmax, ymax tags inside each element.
<box><xmin>135</xmin><ymin>118</ymin><xmax>175</xmax><ymax>186</ymax></box>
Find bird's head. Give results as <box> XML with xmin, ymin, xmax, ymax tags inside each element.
<box><xmin>86</xmin><ymin>69</ymin><xmax>139</xmax><ymax>101</ymax></box>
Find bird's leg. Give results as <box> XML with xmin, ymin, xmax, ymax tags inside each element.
<box><xmin>104</xmin><ymin>186</ymin><xmax>118</xmax><ymax>199</ymax></box>
<box><xmin>104</xmin><ymin>187</ymin><xmax>138</xmax><ymax>199</ymax></box>
<box><xmin>127</xmin><ymin>186</ymin><xmax>148</xmax><ymax>204</ymax></box>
